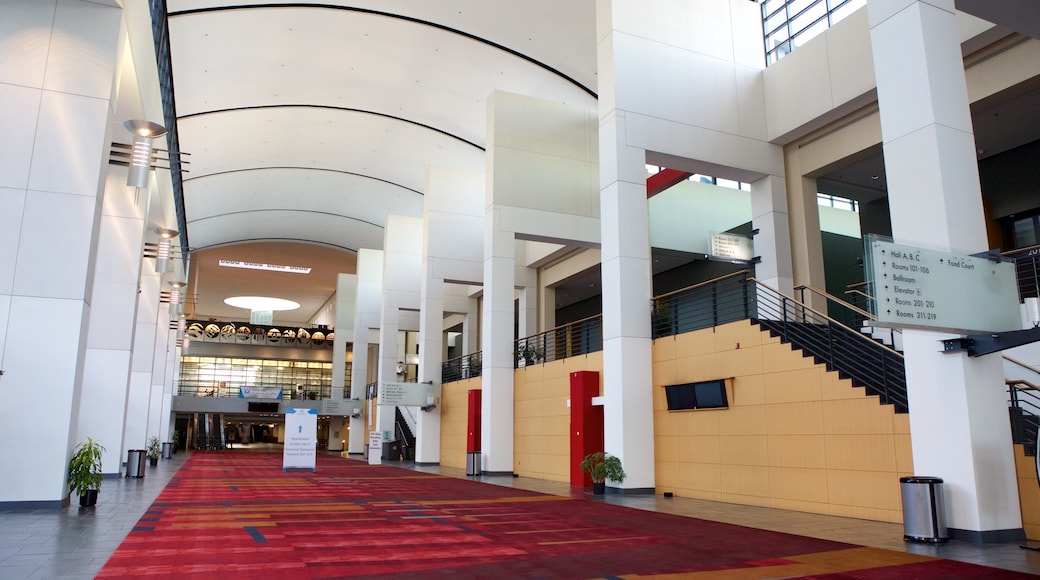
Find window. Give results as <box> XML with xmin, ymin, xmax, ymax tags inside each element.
<box><xmin>664</xmin><ymin>380</ymin><xmax>729</xmax><ymax>410</ymax></box>
<box><xmin>761</xmin><ymin>0</ymin><xmax>867</xmax><ymax>65</ymax></box>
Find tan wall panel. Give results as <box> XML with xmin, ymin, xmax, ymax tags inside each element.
<box><xmin>821</xmin><ymin>398</ymin><xmax>894</xmax><ymax>434</ymax></box>
<box><xmin>1014</xmin><ymin>444</ymin><xmax>1040</xmax><ymax>541</ymax></box>
<box><xmin>764</xmin><ymin>368</ymin><xmax>823</xmax><ymax>404</ymax></box>
<box><xmin>765</xmin><ymin>401</ymin><xmax>825</xmax><ymax>435</ymax></box>
<box><xmin>732</xmin><ymin>374</ymin><xmax>766</xmax><ymax>406</ymax></box>
<box><xmin>768</xmin><ymin>434</ymin><xmax>827</xmax><ymax>469</ymax></box>
<box><xmin>440</xmin><ymin>377</ymin><xmax>480</xmax><ymax>470</ymax></box>
<box><xmin>824</xmin><ymin>434</ymin><xmax>898</xmax><ymax>472</ymax></box>
<box><xmin>719</xmin><ymin>434</ymin><xmax>769</xmax><ymax>467</ymax></box>
<box><xmin>716</xmin><ymin>345</ymin><xmax>764</xmax><ymax>377</ymax></box>
<box><xmin>652</xmin><ymin>320</ymin><xmax>914</xmax><ymax>523</ymax></box>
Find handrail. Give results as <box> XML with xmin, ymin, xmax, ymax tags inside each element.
<box><xmin>653</xmin><ymin>269</ymin><xmax>752</xmax><ymax>301</ymax></box>
<box><xmin>1004</xmin><ymin>355</ymin><xmax>1040</xmax><ymax>378</ymax></box>
<box><xmin>1002</xmin><ymin>244</ymin><xmax>1040</xmax><ymax>257</ymax></box>
<box><xmin>795</xmin><ymin>284</ymin><xmax>876</xmax><ymax>320</ymax></box>
<box><xmin>1008</xmin><ymin>379</ymin><xmax>1040</xmax><ymax>391</ymax></box>
<box><xmin>515</xmin><ymin>313</ymin><xmax>603</xmax><ymax>344</ymax></box>
<box><xmin>750</xmin><ymin>277</ymin><xmax>903</xmax><ymax>358</ymax></box>
<box><xmin>844</xmin><ymin>288</ymin><xmax>875</xmax><ymax>302</ymax></box>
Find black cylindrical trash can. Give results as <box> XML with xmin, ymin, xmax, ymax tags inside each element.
<box><xmin>125</xmin><ymin>449</ymin><xmax>146</xmax><ymax>478</ymax></box>
<box><xmin>161</xmin><ymin>442</ymin><xmax>173</xmax><ymax>459</ymax></box>
<box><xmin>899</xmin><ymin>476</ymin><xmax>947</xmax><ymax>542</ymax></box>
<box><xmin>466</xmin><ymin>452</ymin><xmax>481</xmax><ymax>476</ymax></box>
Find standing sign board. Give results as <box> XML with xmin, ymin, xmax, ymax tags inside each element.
<box><xmin>368</xmin><ymin>430</ymin><xmax>383</xmax><ymax>465</ymax></box>
<box><xmin>282</xmin><ymin>408</ymin><xmax>318</xmax><ymax>472</ymax></box>
<box><xmin>866</xmin><ymin>237</ymin><xmax>1020</xmax><ymax>335</ymax></box>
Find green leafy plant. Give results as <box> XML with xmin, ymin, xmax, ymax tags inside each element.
<box><xmin>172</xmin><ymin>429</ymin><xmax>181</xmax><ymax>449</ymax></box>
<box><xmin>147</xmin><ymin>435</ymin><xmax>162</xmax><ymax>459</ymax></box>
<box><xmin>579</xmin><ymin>451</ymin><xmax>626</xmax><ymax>484</ymax></box>
<box><xmin>67</xmin><ymin>437</ymin><xmax>105</xmax><ymax>497</ymax></box>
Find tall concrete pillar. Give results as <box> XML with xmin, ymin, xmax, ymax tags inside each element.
<box><xmin>598</xmin><ymin>112</ymin><xmax>655</xmax><ymax>492</ymax></box>
<box><xmin>481</xmin><ymin>217</ymin><xmax>516</xmax><ymax>473</ymax></box>
<box><xmin>417</xmin><ymin>266</ymin><xmax>443</xmax><ymax>464</ymax></box>
<box><xmin>0</xmin><ymin>0</ymin><xmax>123</xmax><ymax>506</ymax></box>
<box><xmin>868</xmin><ymin>0</ymin><xmax>1023</xmax><ymax>541</ymax></box>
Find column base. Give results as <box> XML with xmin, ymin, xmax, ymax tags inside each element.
<box><xmin>948</xmin><ymin>527</ymin><xmax>1027</xmax><ymax>543</ymax></box>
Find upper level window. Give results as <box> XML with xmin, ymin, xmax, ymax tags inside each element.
<box><xmin>817</xmin><ymin>193</ymin><xmax>859</xmax><ymax>213</ymax></box>
<box><xmin>762</xmin><ymin>0</ymin><xmax>867</xmax><ymax>65</ymax></box>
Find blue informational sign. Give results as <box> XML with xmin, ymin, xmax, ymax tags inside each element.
<box><xmin>282</xmin><ymin>408</ymin><xmax>318</xmax><ymax>471</ymax></box>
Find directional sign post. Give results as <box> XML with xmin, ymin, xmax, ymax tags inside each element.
<box><xmin>378</xmin><ymin>381</ymin><xmax>441</xmax><ymax>407</ymax></box>
<box><xmin>866</xmin><ymin>238</ymin><xmax>1020</xmax><ymax>335</ymax></box>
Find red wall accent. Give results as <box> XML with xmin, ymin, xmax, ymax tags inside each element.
<box><xmin>467</xmin><ymin>389</ymin><xmax>481</xmax><ymax>453</ymax></box>
<box><xmin>570</xmin><ymin>371</ymin><xmax>603</xmax><ymax>487</ymax></box>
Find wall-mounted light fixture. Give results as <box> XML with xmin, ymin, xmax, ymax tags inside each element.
<box><xmin>124</xmin><ymin>120</ymin><xmax>167</xmax><ymax>189</ymax></box>
<box><xmin>160</xmin><ymin>281</ymin><xmax>187</xmax><ymax>316</ymax></box>
<box><xmin>143</xmin><ymin>229</ymin><xmax>179</xmax><ymax>273</ymax></box>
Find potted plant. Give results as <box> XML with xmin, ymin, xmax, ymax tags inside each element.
<box><xmin>147</xmin><ymin>436</ymin><xmax>161</xmax><ymax>466</ymax></box>
<box><xmin>171</xmin><ymin>429</ymin><xmax>181</xmax><ymax>454</ymax></box>
<box><xmin>579</xmin><ymin>451</ymin><xmax>626</xmax><ymax>494</ymax></box>
<box><xmin>68</xmin><ymin>437</ymin><xmax>105</xmax><ymax>507</ymax></box>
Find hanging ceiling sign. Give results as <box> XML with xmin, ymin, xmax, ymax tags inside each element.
<box><xmin>378</xmin><ymin>381</ymin><xmax>441</xmax><ymax>407</ymax></box>
<box><xmin>866</xmin><ymin>238</ymin><xmax>1020</xmax><ymax>335</ymax></box>
<box><xmin>709</xmin><ymin>232</ymin><xmax>754</xmax><ymax>262</ymax></box>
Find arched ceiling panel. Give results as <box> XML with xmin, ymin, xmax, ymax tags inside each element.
<box><xmin>168</xmin><ymin>5</ymin><xmax>596</xmax><ymax>147</ymax></box>
<box><xmin>169</xmin><ymin>1</ymin><xmax>598</xmax><ymax>94</ymax></box>
<box><xmin>184</xmin><ymin>167</ymin><xmax>421</xmax><ymax>228</ymax></box>
<box><xmin>187</xmin><ymin>209</ymin><xmax>385</xmax><ymax>252</ymax></box>
<box><xmin>176</xmin><ymin>107</ymin><xmax>484</xmax><ymax>189</ymax></box>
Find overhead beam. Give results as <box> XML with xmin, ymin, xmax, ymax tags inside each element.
<box><xmin>646</xmin><ymin>168</ymin><xmax>692</xmax><ymax>198</ymax></box>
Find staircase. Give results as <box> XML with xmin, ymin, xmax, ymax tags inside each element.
<box><xmin>395</xmin><ymin>407</ymin><xmax>416</xmax><ymax>460</ymax></box>
<box><xmin>751</xmin><ymin>281</ymin><xmax>909</xmax><ymax>413</ymax></box>
<box><xmin>1008</xmin><ymin>375</ymin><xmax>1040</xmax><ymax>457</ymax></box>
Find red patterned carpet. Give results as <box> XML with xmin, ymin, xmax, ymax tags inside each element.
<box><xmin>97</xmin><ymin>453</ymin><xmax>1031</xmax><ymax>579</ymax></box>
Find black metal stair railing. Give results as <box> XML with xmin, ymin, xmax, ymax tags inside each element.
<box><xmin>1009</xmin><ymin>381</ymin><xmax>1040</xmax><ymax>457</ymax></box>
<box><xmin>752</xmin><ymin>279</ymin><xmax>908</xmax><ymax>413</ymax></box>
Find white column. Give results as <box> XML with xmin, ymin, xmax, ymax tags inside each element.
<box><xmin>0</xmin><ymin>1</ymin><xmax>122</xmax><ymax>505</ymax></box>
<box><xmin>332</xmin><ymin>274</ymin><xmax>357</xmax><ymax>402</ymax></box>
<box><xmin>126</xmin><ymin>267</ymin><xmax>161</xmax><ymax>458</ymax></box>
<box><xmin>463</xmin><ymin>298</ymin><xmax>479</xmax><ymax>355</ymax></box>
<box><xmin>78</xmin><ymin>175</ymin><xmax>149</xmax><ymax>474</ymax></box>
<box><xmin>518</xmin><ymin>285</ymin><xmax>538</xmax><ymax>338</ymax></box>
<box><xmin>351</xmin><ymin>250</ymin><xmax>383</xmax><ymax>456</ymax></box>
<box><xmin>868</xmin><ymin>0</ymin><xmax>1022</xmax><ymax>541</ymax></box>
<box><xmin>375</xmin><ymin>296</ymin><xmax>400</xmax><ymax>463</ymax></box>
<box><xmin>416</xmin><ymin>266</ymin><xmax>443</xmax><ymax>464</ymax></box>
<box><xmin>328</xmin><ymin>417</ymin><xmax>345</xmax><ymax>452</ymax></box>
<box><xmin>481</xmin><ymin>214</ymin><xmax>516</xmax><ymax>473</ymax></box>
<box><xmin>598</xmin><ymin>112</ymin><xmax>655</xmax><ymax>492</ymax></box>
<box><xmin>750</xmin><ymin>175</ymin><xmax>794</xmax><ymax>296</ymax></box>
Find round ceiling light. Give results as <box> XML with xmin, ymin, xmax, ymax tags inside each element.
<box><xmin>224</xmin><ymin>296</ymin><xmax>300</xmax><ymax>311</ymax></box>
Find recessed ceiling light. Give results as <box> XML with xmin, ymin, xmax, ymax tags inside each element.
<box><xmin>219</xmin><ymin>259</ymin><xmax>311</xmax><ymax>274</ymax></box>
<box><xmin>224</xmin><ymin>296</ymin><xmax>301</xmax><ymax>311</ymax></box>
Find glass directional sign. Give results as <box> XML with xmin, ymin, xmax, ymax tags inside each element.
<box><xmin>866</xmin><ymin>237</ymin><xmax>1020</xmax><ymax>335</ymax></box>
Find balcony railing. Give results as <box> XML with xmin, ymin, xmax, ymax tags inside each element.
<box><xmin>515</xmin><ymin>315</ymin><xmax>603</xmax><ymax>368</ymax></box>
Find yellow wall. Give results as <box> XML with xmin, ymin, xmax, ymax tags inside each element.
<box><xmin>513</xmin><ymin>352</ymin><xmax>603</xmax><ymax>482</ymax></box>
<box><xmin>1015</xmin><ymin>444</ymin><xmax>1040</xmax><ymax>540</ymax></box>
<box><xmin>652</xmin><ymin>320</ymin><xmax>912</xmax><ymax>523</ymax></box>
<box><xmin>440</xmin><ymin>377</ymin><xmax>480</xmax><ymax>470</ymax></box>
<box><xmin>440</xmin><ymin>321</ymin><xmax>913</xmax><ymax>523</ymax></box>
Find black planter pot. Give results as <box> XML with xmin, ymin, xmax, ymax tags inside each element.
<box><xmin>79</xmin><ymin>489</ymin><xmax>99</xmax><ymax>507</ymax></box>
<box><xmin>592</xmin><ymin>481</ymin><xmax>605</xmax><ymax>495</ymax></box>
<box><xmin>149</xmin><ymin>456</ymin><xmax>159</xmax><ymax>467</ymax></box>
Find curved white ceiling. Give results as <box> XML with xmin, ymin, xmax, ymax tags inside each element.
<box><xmin>164</xmin><ymin>1</ymin><xmax>598</xmax><ymax>320</ymax></box>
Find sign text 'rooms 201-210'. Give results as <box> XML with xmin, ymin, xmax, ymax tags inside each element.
<box><xmin>869</xmin><ymin>239</ymin><xmax>1020</xmax><ymax>335</ymax></box>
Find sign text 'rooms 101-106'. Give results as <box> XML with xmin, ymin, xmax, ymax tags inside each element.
<box><xmin>868</xmin><ymin>239</ymin><xmax>1020</xmax><ymax>335</ymax></box>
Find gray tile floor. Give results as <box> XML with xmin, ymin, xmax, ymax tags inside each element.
<box><xmin>1</xmin><ymin>448</ymin><xmax>1038</xmax><ymax>578</ymax></box>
